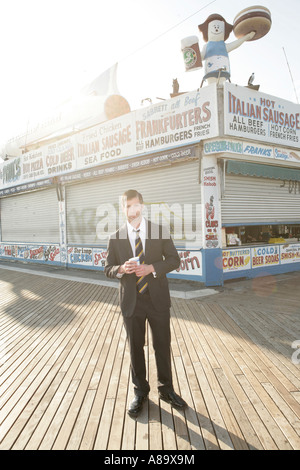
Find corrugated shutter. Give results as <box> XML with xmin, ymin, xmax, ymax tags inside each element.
<box><xmin>66</xmin><ymin>160</ymin><xmax>201</xmax><ymax>245</ymax></box>
<box><xmin>1</xmin><ymin>188</ymin><xmax>60</xmax><ymax>243</ymax></box>
<box><xmin>221</xmin><ymin>174</ymin><xmax>300</xmax><ymax>224</ymax></box>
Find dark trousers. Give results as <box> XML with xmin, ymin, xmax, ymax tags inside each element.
<box><xmin>123</xmin><ymin>291</ymin><xmax>173</xmax><ymax>397</ymax></box>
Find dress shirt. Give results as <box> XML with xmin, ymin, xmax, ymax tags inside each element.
<box><xmin>116</xmin><ymin>217</ymin><xmax>158</xmax><ymax>278</ymax></box>
<box><xmin>127</xmin><ymin>217</ymin><xmax>146</xmax><ymax>257</ymax></box>
<box><xmin>116</xmin><ymin>218</ymin><xmax>146</xmax><ymax>279</ymax></box>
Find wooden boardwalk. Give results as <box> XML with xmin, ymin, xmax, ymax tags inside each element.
<box><xmin>0</xmin><ymin>267</ymin><xmax>299</xmax><ymax>450</ymax></box>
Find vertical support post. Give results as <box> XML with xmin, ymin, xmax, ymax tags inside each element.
<box><xmin>0</xmin><ymin>199</ymin><xmax>2</xmax><ymax>243</ymax></box>
<box><xmin>201</xmin><ymin>154</ymin><xmax>223</xmax><ymax>286</ymax></box>
<box><xmin>58</xmin><ymin>185</ymin><xmax>67</xmax><ymax>267</ymax></box>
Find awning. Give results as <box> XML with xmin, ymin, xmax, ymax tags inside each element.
<box><xmin>226</xmin><ymin>160</ymin><xmax>300</xmax><ymax>181</ymax></box>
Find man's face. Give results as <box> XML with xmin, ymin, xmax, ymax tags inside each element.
<box><xmin>123</xmin><ymin>197</ymin><xmax>143</xmax><ymax>226</ymax></box>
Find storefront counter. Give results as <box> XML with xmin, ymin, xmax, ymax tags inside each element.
<box><xmin>223</xmin><ymin>242</ymin><xmax>300</xmax><ymax>280</ymax></box>
<box><xmin>1</xmin><ymin>240</ymin><xmax>299</xmax><ymax>286</ymax></box>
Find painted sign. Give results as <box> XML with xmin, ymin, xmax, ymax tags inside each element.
<box><xmin>60</xmin><ymin>146</ymin><xmax>197</xmax><ymax>184</ymax></box>
<box><xmin>22</xmin><ymin>149</ymin><xmax>46</xmax><ymax>181</ymax></box>
<box><xmin>93</xmin><ymin>248</ymin><xmax>108</xmax><ymax>268</ymax></box>
<box><xmin>1</xmin><ymin>241</ymin><xmax>299</xmax><ymax>276</ymax></box>
<box><xmin>202</xmin><ymin>158</ymin><xmax>221</xmax><ymax>249</ymax></box>
<box><xmin>0</xmin><ymin>243</ymin><xmax>61</xmax><ymax>264</ymax></box>
<box><xmin>175</xmin><ymin>250</ymin><xmax>202</xmax><ymax>276</ymax></box>
<box><xmin>223</xmin><ymin>248</ymin><xmax>251</xmax><ymax>272</ymax></box>
<box><xmin>280</xmin><ymin>244</ymin><xmax>300</xmax><ymax>264</ymax></box>
<box><xmin>45</xmin><ymin>138</ymin><xmax>76</xmax><ymax>176</ymax></box>
<box><xmin>76</xmin><ymin>113</ymin><xmax>134</xmax><ymax>170</ymax></box>
<box><xmin>251</xmin><ymin>245</ymin><xmax>280</xmax><ymax>268</ymax></box>
<box><xmin>204</xmin><ymin>139</ymin><xmax>243</xmax><ymax>155</ymax></box>
<box><xmin>204</xmin><ymin>139</ymin><xmax>300</xmax><ymax>163</ymax></box>
<box><xmin>223</xmin><ymin>243</ymin><xmax>300</xmax><ymax>273</ymax></box>
<box><xmin>224</xmin><ymin>82</ymin><xmax>300</xmax><ymax>148</ymax></box>
<box><xmin>134</xmin><ymin>87</ymin><xmax>218</xmax><ymax>154</ymax></box>
<box><xmin>68</xmin><ymin>246</ymin><xmax>94</xmax><ymax>266</ymax></box>
<box><xmin>0</xmin><ymin>86</ymin><xmax>219</xmax><ymax>191</ymax></box>
<box><xmin>1</xmin><ymin>157</ymin><xmax>22</xmax><ymax>187</ymax></box>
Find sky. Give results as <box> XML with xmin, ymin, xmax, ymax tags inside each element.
<box><xmin>0</xmin><ymin>0</ymin><xmax>299</xmax><ymax>149</ymax></box>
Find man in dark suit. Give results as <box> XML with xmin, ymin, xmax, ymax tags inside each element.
<box><xmin>105</xmin><ymin>189</ymin><xmax>187</xmax><ymax>416</ymax></box>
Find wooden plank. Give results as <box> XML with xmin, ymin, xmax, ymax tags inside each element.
<box><xmin>220</xmin><ymin>303</ymin><xmax>300</xmax><ymax>391</ymax></box>
<box><xmin>172</xmin><ymin>356</ymin><xmax>191</xmax><ymax>451</ymax></box>
<box><xmin>0</xmin><ymin>280</ymin><xmax>76</xmax><ymax>391</ymax></box>
<box><xmin>236</xmin><ymin>371</ymin><xmax>293</xmax><ymax>450</ymax></box>
<box><xmin>148</xmin><ymin>329</ymin><xmax>163</xmax><ymax>450</ymax></box>
<box><xmin>292</xmin><ymin>392</ymin><xmax>300</xmax><ymax>404</ymax></box>
<box><xmin>66</xmin><ymin>389</ymin><xmax>97</xmax><ymax>450</ymax></box>
<box><xmin>261</xmin><ymin>383</ymin><xmax>300</xmax><ymax>448</ymax></box>
<box><xmin>191</xmin><ymin>389</ymin><xmax>219</xmax><ymax>450</ymax></box>
<box><xmin>61</xmin><ymin>302</ymin><xmax>122</xmax><ymax>450</ymax></box>
<box><xmin>173</xmin><ymin>298</ymin><xmax>221</xmax><ymax>370</ymax></box>
<box><xmin>2</xmin><ymin>284</ymin><xmax>116</xmax><ymax>449</ymax></box>
<box><xmin>120</xmin><ymin>381</ymin><xmax>137</xmax><ymax>450</ymax></box>
<box><xmin>204</xmin><ymin>302</ymin><xmax>300</xmax><ymax>422</ymax></box>
<box><xmin>1</xmin><ymin>283</ymin><xmax>99</xmax><ymax>446</ymax></box>
<box><xmin>94</xmin><ymin>398</ymin><xmax>116</xmax><ymax>450</ymax></box>
<box><xmin>107</xmin><ymin>335</ymin><xmax>131</xmax><ymax>450</ymax></box>
<box><xmin>214</xmin><ymin>368</ymin><xmax>262</xmax><ymax>450</ymax></box>
<box><xmin>192</xmin><ymin>361</ymin><xmax>234</xmax><ymax>450</ymax></box>
<box><xmin>52</xmin><ymin>296</ymin><xmax>121</xmax><ymax>450</ymax></box>
<box><xmin>160</xmin><ymin>398</ymin><xmax>177</xmax><ymax>450</ymax></box>
<box><xmin>135</xmin><ymin>328</ymin><xmax>149</xmax><ymax>451</ymax></box>
<box><xmin>11</xmin><ymin>371</ymin><xmax>66</xmax><ymax>451</ymax></box>
<box><xmin>189</xmin><ymin>305</ymin><xmax>275</xmax><ymax>450</ymax></box>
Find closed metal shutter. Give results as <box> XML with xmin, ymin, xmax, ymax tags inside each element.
<box><xmin>1</xmin><ymin>188</ymin><xmax>60</xmax><ymax>243</ymax></box>
<box><xmin>66</xmin><ymin>160</ymin><xmax>201</xmax><ymax>245</ymax></box>
<box><xmin>221</xmin><ymin>174</ymin><xmax>300</xmax><ymax>225</ymax></box>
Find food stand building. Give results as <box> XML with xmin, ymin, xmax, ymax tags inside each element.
<box><xmin>0</xmin><ymin>82</ymin><xmax>300</xmax><ymax>286</ymax></box>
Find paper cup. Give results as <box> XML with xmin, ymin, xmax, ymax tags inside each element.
<box><xmin>181</xmin><ymin>36</ymin><xmax>202</xmax><ymax>71</ymax></box>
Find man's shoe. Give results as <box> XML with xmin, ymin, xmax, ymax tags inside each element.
<box><xmin>128</xmin><ymin>395</ymin><xmax>147</xmax><ymax>416</ymax></box>
<box><xmin>159</xmin><ymin>390</ymin><xmax>187</xmax><ymax>409</ymax></box>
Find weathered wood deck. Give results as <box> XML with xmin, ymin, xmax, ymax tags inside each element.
<box><xmin>0</xmin><ymin>267</ymin><xmax>299</xmax><ymax>450</ymax></box>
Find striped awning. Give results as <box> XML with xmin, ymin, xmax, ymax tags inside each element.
<box><xmin>226</xmin><ymin>160</ymin><xmax>300</xmax><ymax>181</ymax></box>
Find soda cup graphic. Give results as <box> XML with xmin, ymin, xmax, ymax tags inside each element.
<box><xmin>181</xmin><ymin>36</ymin><xmax>202</xmax><ymax>72</ymax></box>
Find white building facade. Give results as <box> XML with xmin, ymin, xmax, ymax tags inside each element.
<box><xmin>0</xmin><ymin>83</ymin><xmax>299</xmax><ymax>286</ymax></box>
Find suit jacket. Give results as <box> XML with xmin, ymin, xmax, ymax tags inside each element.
<box><xmin>104</xmin><ymin>220</ymin><xmax>180</xmax><ymax>317</ymax></box>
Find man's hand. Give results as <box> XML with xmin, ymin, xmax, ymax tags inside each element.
<box><xmin>135</xmin><ymin>264</ymin><xmax>154</xmax><ymax>277</ymax></box>
<box><xmin>118</xmin><ymin>260</ymin><xmax>138</xmax><ymax>275</ymax></box>
<box><xmin>118</xmin><ymin>261</ymin><xmax>155</xmax><ymax>277</ymax></box>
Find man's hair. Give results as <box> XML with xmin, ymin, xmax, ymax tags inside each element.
<box><xmin>122</xmin><ymin>189</ymin><xmax>143</xmax><ymax>206</ymax></box>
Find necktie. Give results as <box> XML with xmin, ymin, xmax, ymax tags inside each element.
<box><xmin>135</xmin><ymin>229</ymin><xmax>148</xmax><ymax>294</ymax></box>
